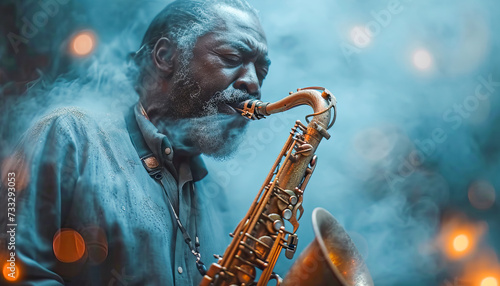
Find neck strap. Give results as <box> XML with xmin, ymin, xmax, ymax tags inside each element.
<box><xmin>141</xmin><ymin>155</ymin><xmax>207</xmax><ymax>276</ymax></box>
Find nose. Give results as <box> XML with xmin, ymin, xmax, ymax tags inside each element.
<box><xmin>233</xmin><ymin>63</ymin><xmax>261</xmax><ymax>98</ymax></box>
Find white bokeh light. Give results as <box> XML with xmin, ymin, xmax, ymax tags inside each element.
<box><xmin>350</xmin><ymin>26</ymin><xmax>371</xmax><ymax>48</ymax></box>
<box><xmin>412</xmin><ymin>49</ymin><xmax>433</xmax><ymax>70</ymax></box>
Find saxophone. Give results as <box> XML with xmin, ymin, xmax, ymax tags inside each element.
<box><xmin>200</xmin><ymin>87</ymin><xmax>373</xmax><ymax>286</ymax></box>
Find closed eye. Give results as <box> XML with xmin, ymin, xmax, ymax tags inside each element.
<box><xmin>257</xmin><ymin>68</ymin><xmax>268</xmax><ymax>81</ymax></box>
<box><xmin>219</xmin><ymin>53</ymin><xmax>242</xmax><ymax>67</ymax></box>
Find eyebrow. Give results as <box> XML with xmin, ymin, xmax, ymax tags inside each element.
<box><xmin>229</xmin><ymin>40</ymin><xmax>271</xmax><ymax>68</ymax></box>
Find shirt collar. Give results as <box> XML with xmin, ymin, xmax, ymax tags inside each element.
<box><xmin>126</xmin><ymin>102</ymin><xmax>208</xmax><ymax>182</ymax></box>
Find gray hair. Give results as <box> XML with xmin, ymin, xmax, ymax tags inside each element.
<box><xmin>134</xmin><ymin>0</ymin><xmax>258</xmax><ymax>68</ymax></box>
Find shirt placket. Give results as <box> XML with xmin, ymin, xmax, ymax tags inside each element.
<box><xmin>129</xmin><ymin>103</ymin><xmax>210</xmax><ymax>285</ymax></box>
<box><xmin>174</xmin><ymin>164</ymin><xmax>195</xmax><ymax>285</ymax></box>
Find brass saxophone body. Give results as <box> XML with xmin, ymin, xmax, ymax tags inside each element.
<box><xmin>200</xmin><ymin>87</ymin><xmax>372</xmax><ymax>286</ymax></box>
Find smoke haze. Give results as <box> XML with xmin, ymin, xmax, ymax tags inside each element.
<box><xmin>1</xmin><ymin>0</ymin><xmax>499</xmax><ymax>285</ymax></box>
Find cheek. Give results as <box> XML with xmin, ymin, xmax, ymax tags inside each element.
<box><xmin>193</xmin><ymin>58</ymin><xmax>237</xmax><ymax>90</ymax></box>
<box><xmin>197</xmin><ymin>69</ymin><xmax>237</xmax><ymax>98</ymax></box>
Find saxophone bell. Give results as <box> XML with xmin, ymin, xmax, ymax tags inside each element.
<box><xmin>282</xmin><ymin>208</ymin><xmax>374</xmax><ymax>286</ymax></box>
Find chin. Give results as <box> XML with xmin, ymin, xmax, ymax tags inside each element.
<box><xmin>194</xmin><ymin>114</ymin><xmax>249</xmax><ymax>160</ymax></box>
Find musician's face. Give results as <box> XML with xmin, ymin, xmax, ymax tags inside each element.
<box><xmin>171</xmin><ymin>5</ymin><xmax>270</xmax><ymax>118</ymax></box>
<box><xmin>160</xmin><ymin>5</ymin><xmax>270</xmax><ymax>158</ymax></box>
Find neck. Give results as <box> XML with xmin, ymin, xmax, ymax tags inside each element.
<box><xmin>160</xmin><ymin>118</ymin><xmax>202</xmax><ymax>157</ymax></box>
<box><xmin>139</xmin><ymin>102</ymin><xmax>201</xmax><ymax>158</ymax></box>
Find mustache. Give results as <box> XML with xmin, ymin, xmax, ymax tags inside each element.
<box><xmin>212</xmin><ymin>89</ymin><xmax>253</xmax><ymax>105</ymax></box>
<box><xmin>204</xmin><ymin>89</ymin><xmax>254</xmax><ymax>116</ymax></box>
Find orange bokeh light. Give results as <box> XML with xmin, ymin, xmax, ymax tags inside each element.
<box><xmin>53</xmin><ymin>229</ymin><xmax>87</xmax><ymax>263</ymax></box>
<box><xmin>2</xmin><ymin>262</ymin><xmax>20</xmax><ymax>282</ymax></box>
<box><xmin>481</xmin><ymin>277</ymin><xmax>498</xmax><ymax>286</ymax></box>
<box><xmin>453</xmin><ymin>234</ymin><xmax>470</xmax><ymax>252</ymax></box>
<box><xmin>433</xmin><ymin>213</ymin><xmax>487</xmax><ymax>260</ymax></box>
<box><xmin>455</xmin><ymin>249</ymin><xmax>500</xmax><ymax>286</ymax></box>
<box><xmin>71</xmin><ymin>31</ymin><xmax>95</xmax><ymax>56</ymax></box>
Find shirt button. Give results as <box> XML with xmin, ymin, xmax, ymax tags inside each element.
<box><xmin>165</xmin><ymin>147</ymin><xmax>172</xmax><ymax>155</ymax></box>
<box><xmin>177</xmin><ymin>266</ymin><xmax>183</xmax><ymax>274</ymax></box>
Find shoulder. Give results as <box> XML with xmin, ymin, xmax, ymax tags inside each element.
<box><xmin>19</xmin><ymin>106</ymin><xmax>128</xmax><ymax>159</ymax></box>
<box><xmin>26</xmin><ymin>107</ymin><xmax>96</xmax><ymax>138</ymax></box>
<box><xmin>26</xmin><ymin>106</ymin><xmax>125</xmax><ymax>141</ymax></box>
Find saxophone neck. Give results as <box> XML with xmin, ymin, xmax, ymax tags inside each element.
<box><xmin>237</xmin><ymin>87</ymin><xmax>337</xmax><ymax>131</ymax></box>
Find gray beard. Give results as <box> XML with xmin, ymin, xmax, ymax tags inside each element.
<box><xmin>158</xmin><ymin>70</ymin><xmax>250</xmax><ymax>160</ymax></box>
<box><xmin>172</xmin><ymin>112</ymin><xmax>249</xmax><ymax>160</ymax></box>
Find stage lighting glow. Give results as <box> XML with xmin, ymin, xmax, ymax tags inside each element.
<box><xmin>453</xmin><ymin>234</ymin><xmax>469</xmax><ymax>252</ymax></box>
<box><xmin>437</xmin><ymin>214</ymin><xmax>487</xmax><ymax>260</ymax></box>
<box><xmin>2</xmin><ymin>262</ymin><xmax>20</xmax><ymax>282</ymax></box>
<box><xmin>481</xmin><ymin>277</ymin><xmax>498</xmax><ymax>286</ymax></box>
<box><xmin>53</xmin><ymin>229</ymin><xmax>87</xmax><ymax>263</ymax></box>
<box><xmin>350</xmin><ymin>26</ymin><xmax>371</xmax><ymax>48</ymax></box>
<box><xmin>456</xmin><ymin>249</ymin><xmax>500</xmax><ymax>286</ymax></box>
<box><xmin>468</xmin><ymin>180</ymin><xmax>496</xmax><ymax>210</ymax></box>
<box><xmin>71</xmin><ymin>31</ymin><xmax>95</xmax><ymax>57</ymax></box>
<box><xmin>412</xmin><ymin>49</ymin><xmax>432</xmax><ymax>70</ymax></box>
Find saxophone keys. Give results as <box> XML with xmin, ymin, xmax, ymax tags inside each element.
<box><xmin>289</xmin><ymin>195</ymin><xmax>298</xmax><ymax>205</ymax></box>
<box><xmin>288</xmin><ymin>202</ymin><xmax>304</xmax><ymax>233</ymax></box>
<box><xmin>294</xmin><ymin>187</ymin><xmax>304</xmax><ymax>195</ymax></box>
<box><xmin>285</xmin><ymin>234</ymin><xmax>299</xmax><ymax>259</ymax></box>
<box><xmin>213</xmin><ymin>254</ymin><xmax>223</xmax><ymax>261</ymax></box>
<box><xmin>289</xmin><ymin>154</ymin><xmax>299</xmax><ymax>163</ymax></box>
<box><xmin>281</xmin><ymin>189</ymin><xmax>298</xmax><ymax>205</ymax></box>
<box><xmin>276</xmin><ymin>189</ymin><xmax>297</xmax><ymax>211</ymax></box>
<box><xmin>267</xmin><ymin>213</ymin><xmax>285</xmax><ymax>233</ymax></box>
<box><xmin>255</xmin><ymin>236</ymin><xmax>272</xmax><ymax>253</ymax></box>
<box><xmin>270</xmin><ymin>272</ymin><xmax>283</xmax><ymax>285</ymax></box>
<box><xmin>282</xmin><ymin>209</ymin><xmax>292</xmax><ymax>220</ymax></box>
<box><xmin>285</xmin><ymin>248</ymin><xmax>295</xmax><ymax>259</ymax></box>
<box><xmin>310</xmin><ymin>154</ymin><xmax>317</xmax><ymax>167</ymax></box>
<box><xmin>297</xmin><ymin>205</ymin><xmax>304</xmax><ymax>221</ymax></box>
<box><xmin>234</xmin><ymin>264</ymin><xmax>256</xmax><ymax>284</ymax></box>
<box><xmin>294</xmin><ymin>143</ymin><xmax>313</xmax><ymax>157</ymax></box>
<box><xmin>273</xmin><ymin>220</ymin><xmax>283</xmax><ymax>232</ymax></box>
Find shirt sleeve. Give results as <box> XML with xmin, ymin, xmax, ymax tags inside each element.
<box><xmin>1</xmin><ymin>110</ymin><xmax>84</xmax><ymax>285</ymax></box>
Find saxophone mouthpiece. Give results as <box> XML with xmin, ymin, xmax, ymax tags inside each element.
<box><xmin>236</xmin><ymin>99</ymin><xmax>269</xmax><ymax>120</ymax></box>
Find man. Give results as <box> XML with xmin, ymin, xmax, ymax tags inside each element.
<box><xmin>0</xmin><ymin>0</ymin><xmax>270</xmax><ymax>285</ymax></box>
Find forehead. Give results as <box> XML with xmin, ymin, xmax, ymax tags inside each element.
<box><xmin>207</xmin><ymin>5</ymin><xmax>268</xmax><ymax>51</ymax></box>
<box><xmin>214</xmin><ymin>6</ymin><xmax>265</xmax><ymax>38</ymax></box>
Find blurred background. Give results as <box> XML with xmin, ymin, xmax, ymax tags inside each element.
<box><xmin>1</xmin><ymin>0</ymin><xmax>499</xmax><ymax>285</ymax></box>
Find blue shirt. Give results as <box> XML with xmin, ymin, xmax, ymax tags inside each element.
<box><xmin>1</xmin><ymin>103</ymin><xmax>230</xmax><ymax>285</ymax></box>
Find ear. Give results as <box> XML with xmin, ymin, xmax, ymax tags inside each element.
<box><xmin>152</xmin><ymin>37</ymin><xmax>177</xmax><ymax>77</ymax></box>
